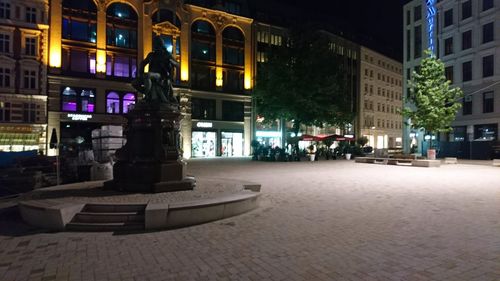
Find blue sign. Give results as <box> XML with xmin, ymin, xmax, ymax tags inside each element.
<box><xmin>426</xmin><ymin>0</ymin><xmax>436</xmax><ymax>54</ymax></box>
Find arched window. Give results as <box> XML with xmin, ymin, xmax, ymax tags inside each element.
<box><xmin>62</xmin><ymin>0</ymin><xmax>97</xmax><ymax>43</ymax></box>
<box><xmin>152</xmin><ymin>9</ymin><xmax>181</xmax><ymax>28</ymax></box>
<box><xmin>122</xmin><ymin>93</ymin><xmax>135</xmax><ymax>113</ymax></box>
<box><xmin>61</xmin><ymin>87</ymin><xmax>77</xmax><ymax>112</ymax></box>
<box><xmin>191</xmin><ymin>20</ymin><xmax>215</xmax><ymax>61</ymax></box>
<box><xmin>106</xmin><ymin>3</ymin><xmax>138</xmax><ymax>49</ymax></box>
<box><xmin>106</xmin><ymin>92</ymin><xmax>120</xmax><ymax>114</ymax></box>
<box><xmin>80</xmin><ymin>89</ymin><xmax>95</xmax><ymax>112</ymax></box>
<box><xmin>222</xmin><ymin>26</ymin><xmax>244</xmax><ymax>66</ymax></box>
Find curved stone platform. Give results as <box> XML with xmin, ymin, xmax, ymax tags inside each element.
<box><xmin>18</xmin><ymin>178</ymin><xmax>261</xmax><ymax>232</ymax></box>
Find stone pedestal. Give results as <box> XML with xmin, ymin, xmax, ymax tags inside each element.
<box><xmin>104</xmin><ymin>102</ymin><xmax>195</xmax><ymax>193</ymax></box>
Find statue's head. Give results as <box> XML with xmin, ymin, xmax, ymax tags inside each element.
<box><xmin>152</xmin><ymin>36</ymin><xmax>166</xmax><ymax>52</ymax></box>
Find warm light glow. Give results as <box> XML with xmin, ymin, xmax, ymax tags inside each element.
<box><xmin>216</xmin><ymin>68</ymin><xmax>223</xmax><ymax>87</ymax></box>
<box><xmin>96</xmin><ymin>50</ymin><xmax>106</xmax><ymax>73</ymax></box>
<box><xmin>244</xmin><ymin>72</ymin><xmax>252</xmax><ymax>89</ymax></box>
<box><xmin>49</xmin><ymin>44</ymin><xmax>61</xmax><ymax>68</ymax></box>
<box><xmin>181</xmin><ymin>67</ymin><xmax>189</xmax><ymax>81</ymax></box>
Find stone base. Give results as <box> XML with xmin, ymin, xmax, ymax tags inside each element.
<box><xmin>104</xmin><ymin>160</ymin><xmax>196</xmax><ymax>193</ymax></box>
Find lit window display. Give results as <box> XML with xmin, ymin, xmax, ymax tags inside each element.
<box><xmin>221</xmin><ymin>132</ymin><xmax>243</xmax><ymax>157</ymax></box>
<box><xmin>106</xmin><ymin>92</ymin><xmax>120</xmax><ymax>114</ymax></box>
<box><xmin>61</xmin><ymin>87</ymin><xmax>95</xmax><ymax>113</ymax></box>
<box><xmin>62</xmin><ymin>87</ymin><xmax>77</xmax><ymax>112</ymax></box>
<box><xmin>122</xmin><ymin>93</ymin><xmax>135</xmax><ymax>113</ymax></box>
<box><xmin>192</xmin><ymin>131</ymin><xmax>216</xmax><ymax>157</ymax></box>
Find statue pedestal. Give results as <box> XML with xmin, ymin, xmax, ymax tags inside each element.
<box><xmin>104</xmin><ymin>102</ymin><xmax>195</xmax><ymax>193</ymax></box>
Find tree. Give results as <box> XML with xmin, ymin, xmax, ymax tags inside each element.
<box><xmin>402</xmin><ymin>49</ymin><xmax>463</xmax><ymax>148</ymax></box>
<box><xmin>254</xmin><ymin>27</ymin><xmax>354</xmax><ymax>135</ymax></box>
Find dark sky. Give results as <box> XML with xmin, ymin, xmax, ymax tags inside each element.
<box><xmin>252</xmin><ymin>0</ymin><xmax>406</xmax><ymax>61</ymax></box>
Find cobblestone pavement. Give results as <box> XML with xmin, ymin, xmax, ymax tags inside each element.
<box><xmin>1</xmin><ymin>158</ymin><xmax>500</xmax><ymax>281</ymax></box>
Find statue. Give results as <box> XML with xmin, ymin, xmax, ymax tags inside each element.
<box><xmin>132</xmin><ymin>36</ymin><xmax>179</xmax><ymax>104</ymax></box>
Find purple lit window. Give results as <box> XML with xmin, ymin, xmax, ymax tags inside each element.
<box><xmin>89</xmin><ymin>53</ymin><xmax>96</xmax><ymax>74</ymax></box>
<box><xmin>131</xmin><ymin>58</ymin><xmax>137</xmax><ymax>78</ymax></box>
<box><xmin>106</xmin><ymin>92</ymin><xmax>120</xmax><ymax>114</ymax></box>
<box><xmin>114</xmin><ymin>56</ymin><xmax>129</xmax><ymax>77</ymax></box>
<box><xmin>122</xmin><ymin>93</ymin><xmax>135</xmax><ymax>113</ymax></box>
<box><xmin>80</xmin><ymin>89</ymin><xmax>95</xmax><ymax>112</ymax></box>
<box><xmin>62</xmin><ymin>87</ymin><xmax>77</xmax><ymax>112</ymax></box>
<box><xmin>106</xmin><ymin>55</ymin><xmax>112</xmax><ymax>76</ymax></box>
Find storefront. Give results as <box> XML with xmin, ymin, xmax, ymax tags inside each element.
<box><xmin>190</xmin><ymin>121</ymin><xmax>245</xmax><ymax>158</ymax></box>
<box><xmin>0</xmin><ymin>124</ymin><xmax>46</xmax><ymax>152</ymax></box>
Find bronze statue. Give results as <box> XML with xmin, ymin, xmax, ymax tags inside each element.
<box><xmin>132</xmin><ymin>36</ymin><xmax>179</xmax><ymax>104</ymax></box>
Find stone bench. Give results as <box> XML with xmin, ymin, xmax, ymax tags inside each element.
<box><xmin>444</xmin><ymin>157</ymin><xmax>458</xmax><ymax>164</ymax></box>
<box><xmin>493</xmin><ymin>159</ymin><xmax>500</xmax><ymax>167</ymax></box>
<box><xmin>411</xmin><ymin>160</ymin><xmax>441</xmax><ymax>167</ymax></box>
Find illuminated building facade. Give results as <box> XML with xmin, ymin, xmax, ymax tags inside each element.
<box><xmin>404</xmin><ymin>0</ymin><xmax>499</xmax><ymax>156</ymax></box>
<box><xmin>0</xmin><ymin>0</ymin><xmax>49</xmax><ymax>152</ymax></box>
<box><xmin>47</xmin><ymin>0</ymin><xmax>254</xmax><ymax>158</ymax></box>
<box><xmin>359</xmin><ymin>47</ymin><xmax>403</xmax><ymax>150</ymax></box>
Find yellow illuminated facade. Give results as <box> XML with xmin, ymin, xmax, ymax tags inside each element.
<box><xmin>0</xmin><ymin>0</ymin><xmax>49</xmax><ymax>153</ymax></box>
<box><xmin>47</xmin><ymin>0</ymin><xmax>255</xmax><ymax>158</ymax></box>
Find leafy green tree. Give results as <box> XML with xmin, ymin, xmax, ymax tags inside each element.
<box><xmin>402</xmin><ymin>50</ymin><xmax>463</xmax><ymax>148</ymax></box>
<box><xmin>254</xmin><ymin>28</ymin><xmax>354</xmax><ymax>135</ymax></box>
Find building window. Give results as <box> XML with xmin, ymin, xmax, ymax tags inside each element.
<box><xmin>222</xmin><ymin>101</ymin><xmax>244</xmax><ymax>121</ymax></box>
<box><xmin>483</xmin><ymin>0</ymin><xmax>494</xmax><ymax>11</ymax></box>
<box><xmin>406</xmin><ymin>10</ymin><xmax>411</xmax><ymax>25</ymax></box>
<box><xmin>0</xmin><ymin>102</ymin><xmax>11</xmax><ymax>121</ymax></box>
<box><xmin>25</xmin><ymin>7</ymin><xmax>36</xmax><ymax>23</ymax></box>
<box><xmin>474</xmin><ymin>124</ymin><xmax>497</xmax><ymax>140</ymax></box>
<box><xmin>23</xmin><ymin>70</ymin><xmax>36</xmax><ymax>89</ymax></box>
<box><xmin>462</xmin><ymin>30</ymin><xmax>472</xmax><ymax>50</ymax></box>
<box><xmin>222</xmin><ymin>27</ymin><xmax>244</xmax><ymax>66</ymax></box>
<box><xmin>191</xmin><ymin>98</ymin><xmax>216</xmax><ymax>120</ymax></box>
<box><xmin>444</xmin><ymin>9</ymin><xmax>453</xmax><ymax>27</ymax></box>
<box><xmin>406</xmin><ymin>29</ymin><xmax>411</xmax><ymax>61</ymax></box>
<box><xmin>63</xmin><ymin>18</ymin><xmax>97</xmax><ymax>43</ymax></box>
<box><xmin>106</xmin><ymin>55</ymin><xmax>136</xmax><ymax>78</ymax></box>
<box><xmin>0</xmin><ymin>2</ymin><xmax>10</xmax><ymax>19</ymax></box>
<box><xmin>482</xmin><ymin>22</ymin><xmax>494</xmax><ymax>43</ymax></box>
<box><xmin>414</xmin><ymin>25</ymin><xmax>422</xmax><ymax>59</ymax></box>
<box><xmin>445</xmin><ymin>66</ymin><xmax>453</xmax><ymax>83</ymax></box>
<box><xmin>25</xmin><ymin>37</ymin><xmax>36</xmax><ymax>56</ymax></box>
<box><xmin>462</xmin><ymin>0</ymin><xmax>472</xmax><ymax>20</ymax></box>
<box><xmin>444</xmin><ymin>37</ymin><xmax>453</xmax><ymax>55</ymax></box>
<box><xmin>106</xmin><ymin>3</ymin><xmax>138</xmax><ymax>49</ymax></box>
<box><xmin>483</xmin><ymin>92</ymin><xmax>494</xmax><ymax>113</ymax></box>
<box><xmin>106</xmin><ymin>91</ymin><xmax>136</xmax><ymax>114</ymax></box>
<box><xmin>414</xmin><ymin>5</ymin><xmax>421</xmax><ymax>21</ymax></box>
<box><xmin>483</xmin><ymin>55</ymin><xmax>494</xmax><ymax>77</ymax></box>
<box><xmin>61</xmin><ymin>87</ymin><xmax>95</xmax><ymax>113</ymax></box>
<box><xmin>23</xmin><ymin>103</ymin><xmax>36</xmax><ymax>123</ymax></box>
<box><xmin>0</xmin><ymin>67</ymin><xmax>10</xmax><ymax>87</ymax></box>
<box><xmin>462</xmin><ymin>61</ymin><xmax>472</xmax><ymax>82</ymax></box>
<box><xmin>0</xmin><ymin>34</ymin><xmax>10</xmax><ymax>53</ymax></box>
<box><xmin>191</xmin><ymin>21</ymin><xmax>216</xmax><ymax>62</ymax></box>
<box><xmin>224</xmin><ymin>1</ymin><xmax>241</xmax><ymax>15</ymax></box>
<box><xmin>463</xmin><ymin>95</ymin><xmax>472</xmax><ymax>115</ymax></box>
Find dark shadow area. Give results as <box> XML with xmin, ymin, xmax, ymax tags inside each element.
<box><xmin>0</xmin><ymin>206</ymin><xmax>51</xmax><ymax>237</ymax></box>
<box><xmin>21</xmin><ymin>186</ymin><xmax>128</xmax><ymax>201</ymax></box>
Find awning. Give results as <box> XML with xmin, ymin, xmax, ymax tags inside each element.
<box><xmin>300</xmin><ymin>134</ymin><xmax>354</xmax><ymax>142</ymax></box>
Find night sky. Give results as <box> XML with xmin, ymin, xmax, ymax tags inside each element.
<box><xmin>253</xmin><ymin>0</ymin><xmax>406</xmax><ymax>61</ymax></box>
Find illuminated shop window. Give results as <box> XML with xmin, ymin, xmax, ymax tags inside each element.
<box><xmin>61</xmin><ymin>87</ymin><xmax>95</xmax><ymax>113</ymax></box>
<box><xmin>106</xmin><ymin>91</ymin><xmax>135</xmax><ymax>114</ymax></box>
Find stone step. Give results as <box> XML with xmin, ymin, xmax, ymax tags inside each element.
<box><xmin>73</xmin><ymin>212</ymin><xmax>144</xmax><ymax>223</ymax></box>
<box><xmin>82</xmin><ymin>204</ymin><xmax>146</xmax><ymax>213</ymax></box>
<box><xmin>66</xmin><ymin>222</ymin><xmax>144</xmax><ymax>232</ymax></box>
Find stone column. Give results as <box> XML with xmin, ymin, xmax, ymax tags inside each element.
<box><xmin>216</xmin><ymin>29</ymin><xmax>223</xmax><ymax>89</ymax></box>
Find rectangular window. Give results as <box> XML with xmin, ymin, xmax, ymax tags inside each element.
<box><xmin>191</xmin><ymin>98</ymin><xmax>216</xmax><ymax>120</ymax></box>
<box><xmin>414</xmin><ymin>25</ymin><xmax>422</xmax><ymax>59</ymax></box>
<box><xmin>444</xmin><ymin>37</ymin><xmax>453</xmax><ymax>55</ymax></box>
<box><xmin>483</xmin><ymin>91</ymin><xmax>494</xmax><ymax>113</ymax></box>
<box><xmin>0</xmin><ymin>34</ymin><xmax>10</xmax><ymax>53</ymax></box>
<box><xmin>25</xmin><ymin>37</ymin><xmax>36</xmax><ymax>56</ymax></box>
<box><xmin>474</xmin><ymin>124</ymin><xmax>497</xmax><ymax>140</ymax></box>
<box><xmin>483</xmin><ymin>0</ymin><xmax>494</xmax><ymax>11</ymax></box>
<box><xmin>444</xmin><ymin>9</ymin><xmax>453</xmax><ymax>27</ymax></box>
<box><xmin>483</xmin><ymin>55</ymin><xmax>494</xmax><ymax>77</ymax></box>
<box><xmin>462</xmin><ymin>61</ymin><xmax>472</xmax><ymax>82</ymax></box>
<box><xmin>0</xmin><ymin>102</ymin><xmax>11</xmax><ymax>121</ymax></box>
<box><xmin>463</xmin><ymin>95</ymin><xmax>472</xmax><ymax>115</ymax></box>
<box><xmin>0</xmin><ymin>67</ymin><xmax>10</xmax><ymax>87</ymax></box>
<box><xmin>70</xmin><ymin>50</ymin><xmax>88</xmax><ymax>73</ymax></box>
<box><xmin>23</xmin><ymin>70</ymin><xmax>36</xmax><ymax>89</ymax></box>
<box><xmin>406</xmin><ymin>29</ymin><xmax>411</xmax><ymax>61</ymax></box>
<box><xmin>23</xmin><ymin>103</ymin><xmax>36</xmax><ymax>123</ymax></box>
<box><xmin>222</xmin><ymin>101</ymin><xmax>244</xmax><ymax>121</ymax></box>
<box><xmin>406</xmin><ymin>10</ymin><xmax>411</xmax><ymax>25</ymax></box>
<box><xmin>25</xmin><ymin>7</ymin><xmax>36</xmax><ymax>23</ymax></box>
<box><xmin>414</xmin><ymin>5</ymin><xmax>421</xmax><ymax>21</ymax></box>
<box><xmin>445</xmin><ymin>66</ymin><xmax>454</xmax><ymax>83</ymax></box>
<box><xmin>114</xmin><ymin>56</ymin><xmax>130</xmax><ymax>77</ymax></box>
<box><xmin>482</xmin><ymin>22</ymin><xmax>494</xmax><ymax>43</ymax></box>
<box><xmin>0</xmin><ymin>2</ymin><xmax>10</xmax><ymax>19</ymax></box>
<box><xmin>462</xmin><ymin>0</ymin><xmax>472</xmax><ymax>19</ymax></box>
<box><xmin>462</xmin><ymin>30</ymin><xmax>472</xmax><ymax>50</ymax></box>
